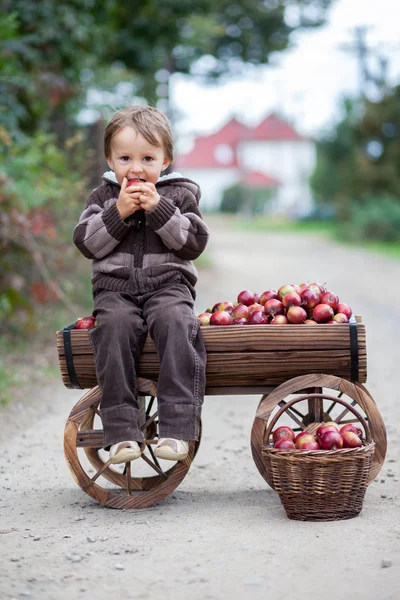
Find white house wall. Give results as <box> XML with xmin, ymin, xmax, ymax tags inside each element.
<box><xmin>239</xmin><ymin>139</ymin><xmax>316</xmax><ymax>216</ymax></box>
<box><xmin>178</xmin><ymin>168</ymin><xmax>240</xmax><ymax>212</ymax></box>
<box><xmin>239</xmin><ymin>140</ymin><xmax>315</xmax><ymax>182</ymax></box>
<box><xmin>177</xmin><ymin>140</ymin><xmax>316</xmax><ymax>216</ymax></box>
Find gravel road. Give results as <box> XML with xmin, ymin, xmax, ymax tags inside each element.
<box><xmin>1</xmin><ymin>216</ymin><xmax>399</xmax><ymax>600</ymax></box>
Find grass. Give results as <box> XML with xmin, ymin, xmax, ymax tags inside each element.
<box><xmin>223</xmin><ymin>215</ymin><xmax>400</xmax><ymax>260</ymax></box>
<box><xmin>0</xmin><ymin>358</ymin><xmax>23</xmax><ymax>406</ymax></box>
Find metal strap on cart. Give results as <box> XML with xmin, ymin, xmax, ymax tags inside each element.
<box><xmin>62</xmin><ymin>324</ymin><xmax>83</xmax><ymax>389</ymax></box>
<box><xmin>349</xmin><ymin>316</ymin><xmax>359</xmax><ymax>383</ymax></box>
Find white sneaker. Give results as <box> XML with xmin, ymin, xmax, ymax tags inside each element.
<box><xmin>109</xmin><ymin>441</ymin><xmax>142</xmax><ymax>464</ymax></box>
<box><xmin>154</xmin><ymin>438</ymin><xmax>189</xmax><ymax>461</ymax></box>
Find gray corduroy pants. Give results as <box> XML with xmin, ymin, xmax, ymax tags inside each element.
<box><xmin>88</xmin><ymin>284</ymin><xmax>206</xmax><ymax>449</ymax></box>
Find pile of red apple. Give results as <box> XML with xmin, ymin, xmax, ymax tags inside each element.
<box><xmin>75</xmin><ymin>315</ymin><xmax>96</xmax><ymax>329</ymax></box>
<box><xmin>198</xmin><ymin>283</ymin><xmax>353</xmax><ymax>326</ymax></box>
<box><xmin>272</xmin><ymin>422</ymin><xmax>364</xmax><ymax>450</ymax></box>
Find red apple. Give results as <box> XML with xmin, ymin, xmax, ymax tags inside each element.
<box><xmin>263</xmin><ymin>299</ymin><xmax>284</xmax><ymax>317</ymax></box>
<box><xmin>274</xmin><ymin>439</ymin><xmax>295</xmax><ymax>450</ymax></box>
<box><xmin>290</xmin><ymin>284</ymin><xmax>302</xmax><ymax>294</ymax></box>
<box><xmin>336</xmin><ymin>303</ymin><xmax>352</xmax><ymax>320</ymax></box>
<box><xmin>233</xmin><ymin>317</ymin><xmax>248</xmax><ymax>325</ymax></box>
<box><xmin>248</xmin><ymin>303</ymin><xmax>264</xmax><ymax>315</ymax></box>
<box><xmin>210</xmin><ymin>310</ymin><xmax>233</xmax><ymax>326</ymax></box>
<box><xmin>217</xmin><ymin>301</ymin><xmax>235</xmax><ymax>313</ymax></box>
<box><xmin>294</xmin><ymin>431</ymin><xmax>309</xmax><ymax>443</ymax></box>
<box><xmin>273</xmin><ymin>426</ymin><xmax>295</xmax><ymax>443</ymax></box>
<box><xmin>300</xmin><ymin>287</ymin><xmax>320</xmax><ymax>309</ymax></box>
<box><xmin>247</xmin><ymin>311</ymin><xmax>268</xmax><ymax>325</ymax></box>
<box><xmin>232</xmin><ymin>303</ymin><xmax>250</xmax><ymax>320</ymax></box>
<box><xmin>304</xmin><ymin>319</ymin><xmax>318</xmax><ymax>325</ymax></box>
<box><xmin>309</xmin><ymin>282</ymin><xmax>326</xmax><ymax>294</ymax></box>
<box><xmin>287</xmin><ymin>306</ymin><xmax>307</xmax><ymax>324</ymax></box>
<box><xmin>319</xmin><ymin>431</ymin><xmax>344</xmax><ymax>450</ymax></box>
<box><xmin>127</xmin><ymin>178</ymin><xmax>141</xmax><ymax>187</ymax></box>
<box><xmin>320</xmin><ymin>291</ymin><xmax>339</xmax><ymax>311</ymax></box>
<box><xmin>75</xmin><ymin>316</ymin><xmax>96</xmax><ymax>329</ymax></box>
<box><xmin>333</xmin><ymin>313</ymin><xmax>349</xmax><ymax>323</ymax></box>
<box><xmin>316</xmin><ymin>424</ymin><xmax>338</xmax><ymax>440</ymax></box>
<box><xmin>327</xmin><ymin>320</ymin><xmax>339</xmax><ymax>324</ymax></box>
<box><xmin>313</xmin><ymin>303</ymin><xmax>334</xmax><ymax>323</ymax></box>
<box><xmin>197</xmin><ymin>312</ymin><xmax>212</xmax><ymax>326</ymax></box>
<box><xmin>270</xmin><ymin>315</ymin><xmax>288</xmax><ymax>324</ymax></box>
<box><xmin>259</xmin><ymin>290</ymin><xmax>278</xmax><ymax>305</ymax></box>
<box><xmin>277</xmin><ymin>284</ymin><xmax>296</xmax><ymax>300</ymax></box>
<box><xmin>339</xmin><ymin>423</ymin><xmax>363</xmax><ymax>437</ymax></box>
<box><xmin>254</xmin><ymin>293</ymin><xmax>261</xmax><ymax>303</ymax></box>
<box><xmin>324</xmin><ymin>421</ymin><xmax>339</xmax><ymax>430</ymax></box>
<box><xmin>282</xmin><ymin>292</ymin><xmax>302</xmax><ymax>309</ymax></box>
<box><xmin>295</xmin><ymin>433</ymin><xmax>317</xmax><ymax>449</ymax></box>
<box><xmin>211</xmin><ymin>302</ymin><xmax>222</xmax><ymax>313</ymax></box>
<box><xmin>237</xmin><ymin>290</ymin><xmax>256</xmax><ymax>306</ymax></box>
<box><xmin>342</xmin><ymin>431</ymin><xmax>362</xmax><ymax>448</ymax></box>
<box><xmin>301</xmin><ymin>441</ymin><xmax>321</xmax><ymax>450</ymax></box>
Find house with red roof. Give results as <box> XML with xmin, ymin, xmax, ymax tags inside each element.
<box><xmin>174</xmin><ymin>113</ymin><xmax>316</xmax><ymax>215</ymax></box>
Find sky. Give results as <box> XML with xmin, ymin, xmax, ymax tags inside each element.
<box><xmin>171</xmin><ymin>0</ymin><xmax>400</xmax><ymax>148</ymax></box>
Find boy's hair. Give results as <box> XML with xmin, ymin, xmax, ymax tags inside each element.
<box><xmin>104</xmin><ymin>106</ymin><xmax>174</xmax><ymax>162</ymax></box>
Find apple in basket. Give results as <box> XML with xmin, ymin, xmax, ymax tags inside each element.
<box><xmin>316</xmin><ymin>424</ymin><xmax>339</xmax><ymax>441</ymax></box>
<box><xmin>340</xmin><ymin>423</ymin><xmax>363</xmax><ymax>437</ymax></box>
<box><xmin>301</xmin><ymin>441</ymin><xmax>321</xmax><ymax>450</ymax></box>
<box><xmin>342</xmin><ymin>431</ymin><xmax>362</xmax><ymax>448</ymax></box>
<box><xmin>273</xmin><ymin>426</ymin><xmax>295</xmax><ymax>443</ymax></box>
<box><xmin>274</xmin><ymin>439</ymin><xmax>295</xmax><ymax>450</ymax></box>
<box><xmin>75</xmin><ymin>315</ymin><xmax>96</xmax><ymax>329</ymax></box>
<box><xmin>323</xmin><ymin>421</ymin><xmax>340</xmax><ymax>430</ymax></box>
<box><xmin>295</xmin><ymin>433</ymin><xmax>316</xmax><ymax>449</ymax></box>
<box><xmin>319</xmin><ymin>431</ymin><xmax>344</xmax><ymax>450</ymax></box>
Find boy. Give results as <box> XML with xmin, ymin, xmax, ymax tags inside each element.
<box><xmin>73</xmin><ymin>105</ymin><xmax>209</xmax><ymax>464</ymax></box>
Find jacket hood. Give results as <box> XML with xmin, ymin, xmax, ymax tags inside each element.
<box><xmin>102</xmin><ymin>171</ymin><xmax>200</xmax><ymax>203</ymax></box>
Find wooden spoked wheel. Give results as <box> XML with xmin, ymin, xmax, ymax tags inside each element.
<box><xmin>251</xmin><ymin>374</ymin><xmax>387</xmax><ymax>485</ymax></box>
<box><xmin>64</xmin><ymin>386</ymin><xmax>201</xmax><ymax>509</ymax></box>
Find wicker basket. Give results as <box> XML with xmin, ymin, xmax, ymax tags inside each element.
<box><xmin>262</xmin><ymin>394</ymin><xmax>375</xmax><ymax>521</ymax></box>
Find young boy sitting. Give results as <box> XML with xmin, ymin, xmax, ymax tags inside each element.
<box><xmin>73</xmin><ymin>105</ymin><xmax>209</xmax><ymax>464</ymax></box>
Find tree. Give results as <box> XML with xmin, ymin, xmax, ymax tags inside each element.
<box><xmin>1</xmin><ymin>0</ymin><xmax>336</xmax><ymax>135</ymax></box>
<box><xmin>0</xmin><ymin>0</ymin><xmax>336</xmax><ymax>331</ymax></box>
<box><xmin>310</xmin><ymin>87</ymin><xmax>400</xmax><ymax>241</ymax></box>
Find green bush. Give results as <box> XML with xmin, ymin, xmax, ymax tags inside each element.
<box><xmin>220</xmin><ymin>184</ymin><xmax>245</xmax><ymax>213</ymax></box>
<box><xmin>341</xmin><ymin>195</ymin><xmax>400</xmax><ymax>242</ymax></box>
<box><xmin>221</xmin><ymin>184</ymin><xmax>273</xmax><ymax>215</ymax></box>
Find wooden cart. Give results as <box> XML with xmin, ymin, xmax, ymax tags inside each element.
<box><xmin>56</xmin><ymin>316</ymin><xmax>387</xmax><ymax>509</ymax></box>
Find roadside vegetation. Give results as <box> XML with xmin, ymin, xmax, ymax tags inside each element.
<box><xmin>1</xmin><ymin>1</ymin><xmax>399</xmax><ymax>403</ymax></box>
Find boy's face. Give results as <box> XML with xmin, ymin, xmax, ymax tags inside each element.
<box><xmin>107</xmin><ymin>126</ymin><xmax>170</xmax><ymax>186</ymax></box>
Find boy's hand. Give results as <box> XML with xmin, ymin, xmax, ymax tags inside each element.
<box><xmin>136</xmin><ymin>182</ymin><xmax>160</xmax><ymax>212</ymax></box>
<box><xmin>116</xmin><ymin>177</ymin><xmax>142</xmax><ymax>220</ymax></box>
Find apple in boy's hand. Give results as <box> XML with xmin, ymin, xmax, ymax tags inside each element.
<box><xmin>75</xmin><ymin>316</ymin><xmax>96</xmax><ymax>329</ymax></box>
<box><xmin>127</xmin><ymin>178</ymin><xmax>141</xmax><ymax>187</ymax></box>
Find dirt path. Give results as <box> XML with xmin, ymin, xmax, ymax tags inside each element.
<box><xmin>1</xmin><ymin>216</ymin><xmax>399</xmax><ymax>600</ymax></box>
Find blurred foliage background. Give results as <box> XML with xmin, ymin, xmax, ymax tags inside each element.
<box><xmin>0</xmin><ymin>0</ymin><xmax>398</xmax><ymax>351</ymax></box>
